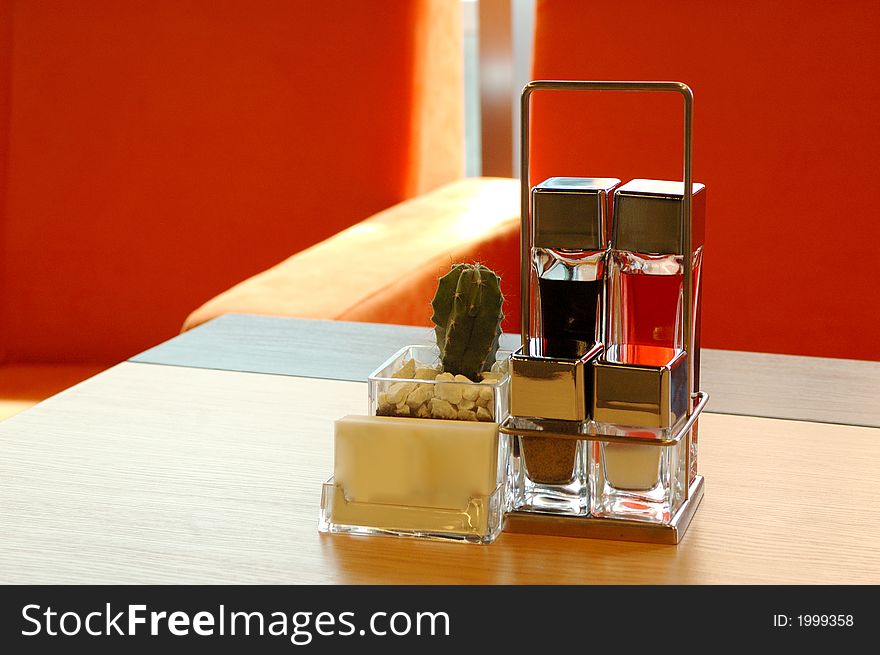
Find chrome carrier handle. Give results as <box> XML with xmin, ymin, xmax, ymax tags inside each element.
<box><xmin>519</xmin><ymin>81</ymin><xmax>698</xmax><ymax>498</ymax></box>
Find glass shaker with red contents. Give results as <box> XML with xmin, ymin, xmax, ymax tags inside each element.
<box><xmin>591</xmin><ymin>179</ymin><xmax>705</xmax><ymax>522</ymax></box>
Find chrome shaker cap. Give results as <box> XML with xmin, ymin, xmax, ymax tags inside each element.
<box><xmin>612</xmin><ymin>179</ymin><xmax>706</xmax><ymax>255</ymax></box>
<box><xmin>532</xmin><ymin>177</ymin><xmax>620</xmax><ymax>250</ymax></box>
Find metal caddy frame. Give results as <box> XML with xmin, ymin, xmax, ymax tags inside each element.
<box><xmin>500</xmin><ymin>80</ymin><xmax>707</xmax><ymax>544</ymax></box>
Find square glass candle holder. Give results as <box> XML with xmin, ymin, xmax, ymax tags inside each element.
<box><xmin>318</xmin><ymin>345</ymin><xmax>511</xmax><ymax>544</ymax></box>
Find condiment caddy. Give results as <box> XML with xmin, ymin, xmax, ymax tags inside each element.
<box><xmin>319</xmin><ymin>80</ymin><xmax>707</xmax><ymax>545</ymax></box>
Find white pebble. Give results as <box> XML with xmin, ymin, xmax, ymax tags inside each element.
<box><xmin>457</xmin><ymin>409</ymin><xmax>478</xmax><ymax>422</ymax></box>
<box><xmin>459</xmin><ymin>398</ymin><xmax>475</xmax><ymax>411</ymax></box>
<box><xmin>395</xmin><ymin>402</ymin><xmax>410</xmax><ymax>416</ymax></box>
<box><xmin>405</xmin><ymin>383</ymin><xmax>434</xmax><ymax>410</ymax></box>
<box><xmin>435</xmin><ymin>372</ymin><xmax>455</xmax><ymax>382</ymax></box>
<box><xmin>414</xmin><ymin>366</ymin><xmax>440</xmax><ymax>380</ymax></box>
<box><xmin>392</xmin><ymin>358</ymin><xmax>416</xmax><ymax>379</ymax></box>
<box><xmin>387</xmin><ymin>381</ymin><xmax>416</xmax><ymax>405</ymax></box>
<box><xmin>435</xmin><ymin>382</ymin><xmax>463</xmax><ymax>405</ymax></box>
<box><xmin>462</xmin><ymin>385</ymin><xmax>479</xmax><ymax>401</ymax></box>
<box><xmin>429</xmin><ymin>398</ymin><xmax>458</xmax><ymax>420</ymax></box>
<box><xmin>476</xmin><ymin>407</ymin><xmax>493</xmax><ymax>422</ymax></box>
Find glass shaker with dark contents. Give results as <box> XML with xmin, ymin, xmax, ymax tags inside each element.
<box><xmin>516</xmin><ymin>177</ymin><xmax>618</xmax><ymax>514</ymax></box>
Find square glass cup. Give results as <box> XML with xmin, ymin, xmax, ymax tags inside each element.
<box><xmin>508</xmin><ymin>341</ymin><xmax>600</xmax><ymax>517</ymax></box>
<box><xmin>369</xmin><ymin>345</ymin><xmax>510</xmax><ymax>423</ymax></box>
<box><xmin>515</xmin><ymin>433</ymin><xmax>588</xmax><ymax>516</ymax></box>
<box><xmin>589</xmin><ymin>424</ymin><xmax>688</xmax><ymax>524</ymax></box>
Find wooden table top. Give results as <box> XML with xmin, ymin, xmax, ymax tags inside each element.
<box><xmin>135</xmin><ymin>314</ymin><xmax>880</xmax><ymax>428</ymax></box>
<box><xmin>2</xmin><ymin>315</ymin><xmax>879</xmax><ymax>584</ymax></box>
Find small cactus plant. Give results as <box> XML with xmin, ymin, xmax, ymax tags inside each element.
<box><xmin>431</xmin><ymin>263</ymin><xmax>504</xmax><ymax>380</ymax></box>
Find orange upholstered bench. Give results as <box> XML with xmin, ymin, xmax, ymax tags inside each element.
<box><xmin>184</xmin><ymin>177</ymin><xmax>522</xmax><ymax>333</ymax></box>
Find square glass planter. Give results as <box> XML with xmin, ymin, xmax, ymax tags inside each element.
<box><xmin>369</xmin><ymin>345</ymin><xmax>509</xmax><ymax>423</ymax></box>
<box><xmin>319</xmin><ymin>345</ymin><xmax>511</xmax><ymax>544</ymax></box>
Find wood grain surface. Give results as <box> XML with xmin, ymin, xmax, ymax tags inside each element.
<box><xmin>1</xmin><ymin>362</ymin><xmax>878</xmax><ymax>584</ymax></box>
<box><xmin>701</xmin><ymin>348</ymin><xmax>880</xmax><ymax>428</ymax></box>
<box><xmin>132</xmin><ymin>314</ymin><xmax>880</xmax><ymax>427</ymax></box>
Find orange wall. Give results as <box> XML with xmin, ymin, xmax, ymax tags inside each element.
<box><xmin>0</xmin><ymin>0</ymin><xmax>11</xmax><ymax>364</ymax></box>
<box><xmin>0</xmin><ymin>1</ymin><xmax>461</xmax><ymax>364</ymax></box>
<box><xmin>532</xmin><ymin>0</ymin><xmax>880</xmax><ymax>360</ymax></box>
